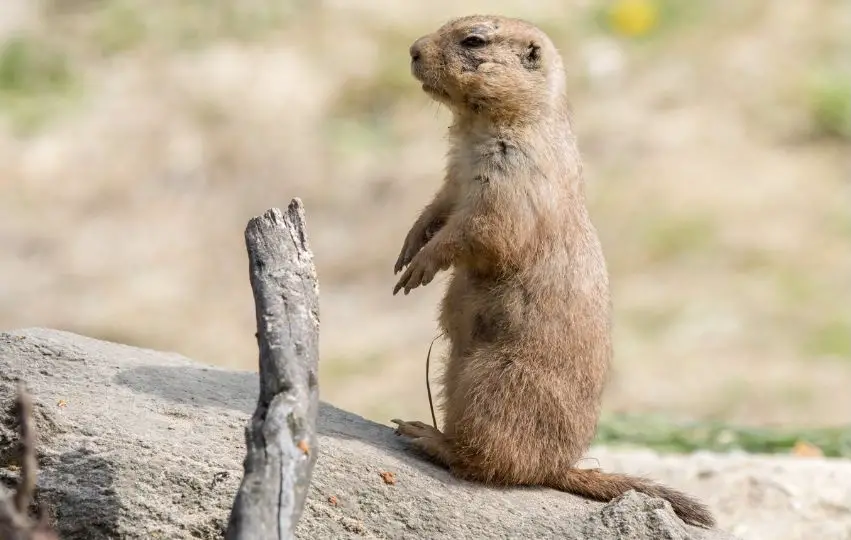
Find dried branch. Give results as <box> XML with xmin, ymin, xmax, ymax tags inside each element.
<box><xmin>0</xmin><ymin>382</ymin><xmax>59</xmax><ymax>540</ymax></box>
<box><xmin>225</xmin><ymin>200</ymin><xmax>321</xmax><ymax>540</ymax></box>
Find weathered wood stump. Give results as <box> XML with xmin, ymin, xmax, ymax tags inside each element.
<box><xmin>225</xmin><ymin>200</ymin><xmax>320</xmax><ymax>539</ymax></box>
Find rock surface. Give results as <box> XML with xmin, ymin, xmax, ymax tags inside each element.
<box><xmin>0</xmin><ymin>328</ymin><xmax>840</xmax><ymax>539</ymax></box>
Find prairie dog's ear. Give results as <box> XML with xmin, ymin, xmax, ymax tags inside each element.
<box><xmin>521</xmin><ymin>40</ymin><xmax>542</xmax><ymax>70</ymax></box>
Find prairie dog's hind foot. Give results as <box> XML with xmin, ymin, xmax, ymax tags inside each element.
<box><xmin>391</xmin><ymin>419</ymin><xmax>441</xmax><ymax>438</ymax></box>
<box><xmin>391</xmin><ymin>419</ymin><xmax>455</xmax><ymax>468</ymax></box>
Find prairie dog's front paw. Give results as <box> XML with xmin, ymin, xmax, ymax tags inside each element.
<box><xmin>395</xmin><ymin>229</ymin><xmax>426</xmax><ymax>274</ymax></box>
<box><xmin>393</xmin><ymin>249</ymin><xmax>438</xmax><ymax>295</ymax></box>
<box><xmin>394</xmin><ymin>218</ymin><xmax>445</xmax><ymax>274</ymax></box>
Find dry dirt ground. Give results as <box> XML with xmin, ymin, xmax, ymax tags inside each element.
<box><xmin>1</xmin><ymin>1</ymin><xmax>849</xmax><ymax>430</ymax></box>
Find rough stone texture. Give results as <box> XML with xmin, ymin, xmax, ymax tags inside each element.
<box><xmin>580</xmin><ymin>491</ymin><xmax>692</xmax><ymax>539</ymax></box>
<box><xmin>0</xmin><ymin>328</ymin><xmax>843</xmax><ymax>539</ymax></box>
<box><xmin>589</xmin><ymin>447</ymin><xmax>851</xmax><ymax>540</ymax></box>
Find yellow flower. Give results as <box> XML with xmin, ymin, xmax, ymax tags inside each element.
<box><xmin>608</xmin><ymin>0</ymin><xmax>659</xmax><ymax>37</ymax></box>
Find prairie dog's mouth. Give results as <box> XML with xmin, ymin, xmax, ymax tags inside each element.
<box><xmin>410</xmin><ymin>61</ymin><xmax>425</xmax><ymax>82</ymax></box>
<box><xmin>411</xmin><ymin>62</ymin><xmax>449</xmax><ymax>100</ymax></box>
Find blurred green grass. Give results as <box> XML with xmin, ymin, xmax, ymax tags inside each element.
<box><xmin>802</xmin><ymin>317</ymin><xmax>851</xmax><ymax>359</ymax></box>
<box><xmin>5</xmin><ymin>0</ymin><xmax>849</xmax><ymax>146</ymax></box>
<box><xmin>596</xmin><ymin>414</ymin><xmax>851</xmax><ymax>457</ymax></box>
<box><xmin>805</xmin><ymin>68</ymin><xmax>851</xmax><ymax>140</ymax></box>
<box><xmin>641</xmin><ymin>214</ymin><xmax>718</xmax><ymax>264</ymax></box>
<box><xmin>0</xmin><ymin>34</ymin><xmax>80</xmax><ymax>134</ymax></box>
<box><xmin>589</xmin><ymin>0</ymin><xmax>707</xmax><ymax>42</ymax></box>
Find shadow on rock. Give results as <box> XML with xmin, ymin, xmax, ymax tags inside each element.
<box><xmin>40</xmin><ymin>449</ymin><xmax>121</xmax><ymax>540</ymax></box>
<box><xmin>315</xmin><ymin>402</ymin><xmax>457</xmax><ymax>482</ymax></box>
<box><xmin>114</xmin><ymin>365</ymin><xmax>258</xmax><ymax>414</ymax></box>
<box><xmin>115</xmin><ymin>365</ymin><xmax>454</xmax><ymax>486</ymax></box>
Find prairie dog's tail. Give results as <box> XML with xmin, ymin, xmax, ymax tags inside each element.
<box><xmin>550</xmin><ymin>467</ymin><xmax>715</xmax><ymax>528</ymax></box>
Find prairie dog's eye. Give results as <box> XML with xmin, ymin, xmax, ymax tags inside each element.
<box><xmin>461</xmin><ymin>35</ymin><xmax>487</xmax><ymax>48</ymax></box>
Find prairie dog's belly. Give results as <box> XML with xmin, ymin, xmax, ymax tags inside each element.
<box><xmin>440</xmin><ymin>268</ymin><xmax>555</xmax><ymax>352</ymax></box>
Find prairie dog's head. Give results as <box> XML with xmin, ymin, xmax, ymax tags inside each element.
<box><xmin>409</xmin><ymin>15</ymin><xmax>565</xmax><ymax>122</ymax></box>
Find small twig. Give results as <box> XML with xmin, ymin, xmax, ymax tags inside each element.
<box><xmin>425</xmin><ymin>334</ymin><xmax>442</xmax><ymax>430</ymax></box>
<box><xmin>14</xmin><ymin>382</ymin><xmax>36</xmax><ymax>515</ymax></box>
<box><xmin>0</xmin><ymin>382</ymin><xmax>59</xmax><ymax>540</ymax></box>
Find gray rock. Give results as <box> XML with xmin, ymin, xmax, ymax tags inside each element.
<box><xmin>0</xmin><ymin>328</ymin><xmax>735</xmax><ymax>539</ymax></box>
<box><xmin>579</xmin><ymin>491</ymin><xmax>691</xmax><ymax>540</ymax></box>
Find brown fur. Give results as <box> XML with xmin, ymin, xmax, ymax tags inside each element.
<box><xmin>391</xmin><ymin>14</ymin><xmax>715</xmax><ymax>529</ymax></box>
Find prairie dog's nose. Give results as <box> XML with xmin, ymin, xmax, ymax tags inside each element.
<box><xmin>410</xmin><ymin>37</ymin><xmax>427</xmax><ymax>61</ymax></box>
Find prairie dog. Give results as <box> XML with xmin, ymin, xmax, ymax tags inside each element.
<box><xmin>391</xmin><ymin>14</ymin><xmax>714</xmax><ymax>528</ymax></box>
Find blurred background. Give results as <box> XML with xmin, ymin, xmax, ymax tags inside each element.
<box><xmin>1</xmin><ymin>1</ymin><xmax>849</xmax><ymax>439</ymax></box>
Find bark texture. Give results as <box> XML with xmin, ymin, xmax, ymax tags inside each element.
<box><xmin>225</xmin><ymin>201</ymin><xmax>321</xmax><ymax>539</ymax></box>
